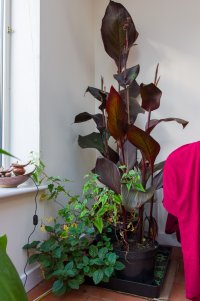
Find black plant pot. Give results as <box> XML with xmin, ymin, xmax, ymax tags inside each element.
<box><xmin>114</xmin><ymin>242</ymin><xmax>159</xmax><ymax>282</ymax></box>
<box><xmin>86</xmin><ymin>245</ymin><xmax>171</xmax><ymax>299</ymax></box>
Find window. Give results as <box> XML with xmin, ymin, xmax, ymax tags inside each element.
<box><xmin>0</xmin><ymin>0</ymin><xmax>11</xmax><ymax>166</ymax></box>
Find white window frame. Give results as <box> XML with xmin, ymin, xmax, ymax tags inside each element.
<box><xmin>1</xmin><ymin>0</ymin><xmax>11</xmax><ymax>166</ymax></box>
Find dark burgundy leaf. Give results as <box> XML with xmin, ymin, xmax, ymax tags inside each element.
<box><xmin>94</xmin><ymin>158</ymin><xmax>121</xmax><ymax>194</ymax></box>
<box><xmin>85</xmin><ymin>87</ymin><xmax>107</xmax><ymax>103</ymax></box>
<box><xmin>106</xmin><ymin>86</ymin><xmax>128</xmax><ymax>140</ymax></box>
<box><xmin>129</xmin><ymin>98</ymin><xmax>145</xmax><ymax>123</ymax></box>
<box><xmin>74</xmin><ymin>112</ymin><xmax>104</xmax><ymax>132</ymax></box>
<box><xmin>127</xmin><ymin>125</ymin><xmax>160</xmax><ymax>169</ymax></box>
<box><xmin>78</xmin><ymin>132</ymin><xmax>104</xmax><ymax>154</ymax></box>
<box><xmin>101</xmin><ymin>1</ymin><xmax>138</xmax><ymax>71</ymax></box>
<box><xmin>146</xmin><ymin>118</ymin><xmax>189</xmax><ymax>134</ymax></box>
<box><xmin>114</xmin><ymin>65</ymin><xmax>140</xmax><ymax>87</ymax></box>
<box><xmin>153</xmin><ymin>170</ymin><xmax>163</xmax><ymax>189</ymax></box>
<box><xmin>140</xmin><ymin>83</ymin><xmax>162</xmax><ymax>112</ymax></box>
<box><xmin>108</xmin><ymin>146</ymin><xmax>119</xmax><ymax>164</ymax></box>
<box><xmin>119</xmin><ymin>140</ymin><xmax>137</xmax><ymax>170</ymax></box>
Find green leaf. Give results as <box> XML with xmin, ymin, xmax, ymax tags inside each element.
<box><xmin>28</xmin><ymin>254</ymin><xmax>39</xmax><ymax>264</ymax></box>
<box><xmin>98</xmin><ymin>247</ymin><xmax>108</xmax><ymax>259</ymax></box>
<box><xmin>68</xmin><ymin>279</ymin><xmax>80</xmax><ymax>290</ymax></box>
<box><xmin>89</xmin><ymin>245</ymin><xmax>98</xmax><ymax>258</ymax></box>
<box><xmin>45</xmin><ymin>226</ymin><xmax>54</xmax><ymax>232</ymax></box>
<box><xmin>52</xmin><ymin>247</ymin><xmax>62</xmax><ymax>259</ymax></box>
<box><xmin>66</xmin><ymin>269</ymin><xmax>76</xmax><ymax>277</ymax></box>
<box><xmin>83</xmin><ymin>266</ymin><xmax>90</xmax><ymax>273</ymax></box>
<box><xmin>65</xmin><ymin>261</ymin><xmax>74</xmax><ymax>271</ymax></box>
<box><xmin>114</xmin><ymin>261</ymin><xmax>125</xmax><ymax>270</ymax></box>
<box><xmin>23</xmin><ymin>241</ymin><xmax>40</xmax><ymax>249</ymax></box>
<box><xmin>83</xmin><ymin>256</ymin><xmax>89</xmax><ymax>266</ymax></box>
<box><xmin>90</xmin><ymin>258</ymin><xmax>104</xmax><ymax>266</ymax></box>
<box><xmin>106</xmin><ymin>253</ymin><xmax>117</xmax><ymax>265</ymax></box>
<box><xmin>39</xmin><ymin>238</ymin><xmax>57</xmax><ymax>252</ymax></box>
<box><xmin>52</xmin><ymin>280</ymin><xmax>66</xmax><ymax>296</ymax></box>
<box><xmin>104</xmin><ymin>266</ymin><xmax>114</xmax><ymax>278</ymax></box>
<box><xmin>0</xmin><ymin>149</ymin><xmax>18</xmax><ymax>159</ymax></box>
<box><xmin>93</xmin><ymin>269</ymin><xmax>104</xmax><ymax>285</ymax></box>
<box><xmin>0</xmin><ymin>235</ymin><xmax>28</xmax><ymax>301</ymax></box>
<box><xmin>94</xmin><ymin>217</ymin><xmax>103</xmax><ymax>233</ymax></box>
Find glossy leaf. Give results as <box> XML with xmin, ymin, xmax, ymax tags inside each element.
<box><xmin>85</xmin><ymin>86</ymin><xmax>107</xmax><ymax>102</ymax></box>
<box><xmin>74</xmin><ymin>112</ymin><xmax>104</xmax><ymax>131</ymax></box>
<box><xmin>94</xmin><ymin>158</ymin><xmax>121</xmax><ymax>194</ymax></box>
<box><xmin>140</xmin><ymin>83</ymin><xmax>162</xmax><ymax>112</ymax></box>
<box><xmin>127</xmin><ymin>125</ymin><xmax>160</xmax><ymax>169</ymax></box>
<box><xmin>119</xmin><ymin>140</ymin><xmax>137</xmax><ymax>170</ymax></box>
<box><xmin>114</xmin><ymin>65</ymin><xmax>140</xmax><ymax>87</ymax></box>
<box><xmin>0</xmin><ymin>149</ymin><xmax>18</xmax><ymax>159</ymax></box>
<box><xmin>78</xmin><ymin>132</ymin><xmax>119</xmax><ymax>163</ymax></box>
<box><xmin>146</xmin><ymin>118</ymin><xmax>189</xmax><ymax>133</ymax></box>
<box><xmin>129</xmin><ymin>97</ymin><xmax>145</xmax><ymax>123</ymax></box>
<box><xmin>101</xmin><ymin>1</ymin><xmax>138</xmax><ymax>71</ymax></box>
<box><xmin>78</xmin><ymin>132</ymin><xmax>104</xmax><ymax>153</ymax></box>
<box><xmin>106</xmin><ymin>86</ymin><xmax>127</xmax><ymax>140</ymax></box>
<box><xmin>0</xmin><ymin>235</ymin><xmax>28</xmax><ymax>301</ymax></box>
<box><xmin>122</xmin><ymin>185</ymin><xmax>155</xmax><ymax>211</ymax></box>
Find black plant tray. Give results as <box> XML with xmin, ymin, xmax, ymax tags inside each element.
<box><xmin>86</xmin><ymin>245</ymin><xmax>172</xmax><ymax>299</ymax></box>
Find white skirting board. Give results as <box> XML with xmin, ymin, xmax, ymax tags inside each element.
<box><xmin>20</xmin><ymin>264</ymin><xmax>43</xmax><ymax>292</ymax></box>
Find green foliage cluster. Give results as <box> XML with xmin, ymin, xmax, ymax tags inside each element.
<box><xmin>23</xmin><ymin>174</ymin><xmax>124</xmax><ymax>295</ymax></box>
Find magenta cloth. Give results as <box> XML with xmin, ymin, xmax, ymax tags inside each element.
<box><xmin>163</xmin><ymin>141</ymin><xmax>200</xmax><ymax>301</ymax></box>
<box><xmin>165</xmin><ymin>213</ymin><xmax>180</xmax><ymax>242</ymax></box>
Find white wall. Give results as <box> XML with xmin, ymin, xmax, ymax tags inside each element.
<box><xmin>40</xmin><ymin>0</ymin><xmax>96</xmax><ymax>193</ymax></box>
<box><xmin>94</xmin><ymin>0</ymin><xmax>200</xmax><ymax>245</ymax></box>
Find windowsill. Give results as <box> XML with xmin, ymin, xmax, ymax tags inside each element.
<box><xmin>0</xmin><ymin>185</ymin><xmax>47</xmax><ymax>199</ymax></box>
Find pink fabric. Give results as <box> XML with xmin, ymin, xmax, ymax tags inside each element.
<box><xmin>163</xmin><ymin>141</ymin><xmax>200</xmax><ymax>300</ymax></box>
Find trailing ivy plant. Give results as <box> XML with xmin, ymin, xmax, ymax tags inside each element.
<box><xmin>23</xmin><ymin>175</ymin><xmax>125</xmax><ymax>295</ymax></box>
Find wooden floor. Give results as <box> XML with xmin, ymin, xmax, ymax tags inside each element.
<box><xmin>28</xmin><ymin>248</ymin><xmax>189</xmax><ymax>301</ymax></box>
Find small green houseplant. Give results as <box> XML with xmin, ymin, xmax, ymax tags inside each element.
<box><xmin>74</xmin><ymin>0</ymin><xmax>188</xmax><ymax>276</ymax></box>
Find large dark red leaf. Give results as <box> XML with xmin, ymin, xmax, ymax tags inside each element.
<box><xmin>106</xmin><ymin>86</ymin><xmax>128</xmax><ymax>141</ymax></box>
<box><xmin>119</xmin><ymin>140</ymin><xmax>137</xmax><ymax>170</ymax></box>
<box><xmin>78</xmin><ymin>132</ymin><xmax>119</xmax><ymax>163</ymax></box>
<box><xmin>85</xmin><ymin>87</ymin><xmax>107</xmax><ymax>102</ymax></box>
<box><xmin>127</xmin><ymin>125</ymin><xmax>160</xmax><ymax>169</ymax></box>
<box><xmin>114</xmin><ymin>65</ymin><xmax>140</xmax><ymax>88</ymax></box>
<box><xmin>146</xmin><ymin>118</ymin><xmax>189</xmax><ymax>133</ymax></box>
<box><xmin>107</xmin><ymin>146</ymin><xmax>119</xmax><ymax>164</ymax></box>
<box><xmin>78</xmin><ymin>132</ymin><xmax>104</xmax><ymax>153</ymax></box>
<box><xmin>140</xmin><ymin>83</ymin><xmax>162</xmax><ymax>112</ymax></box>
<box><xmin>94</xmin><ymin>158</ymin><xmax>121</xmax><ymax>194</ymax></box>
<box><xmin>74</xmin><ymin>112</ymin><xmax>104</xmax><ymax>132</ymax></box>
<box><xmin>101</xmin><ymin>1</ymin><xmax>138</xmax><ymax>71</ymax></box>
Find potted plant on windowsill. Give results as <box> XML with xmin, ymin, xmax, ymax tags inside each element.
<box><xmin>74</xmin><ymin>0</ymin><xmax>188</xmax><ymax>296</ymax></box>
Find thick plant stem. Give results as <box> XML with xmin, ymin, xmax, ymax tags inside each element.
<box><xmin>138</xmin><ymin>205</ymin><xmax>144</xmax><ymax>243</ymax></box>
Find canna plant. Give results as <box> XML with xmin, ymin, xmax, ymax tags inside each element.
<box><xmin>74</xmin><ymin>1</ymin><xmax>188</xmax><ymax>247</ymax></box>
